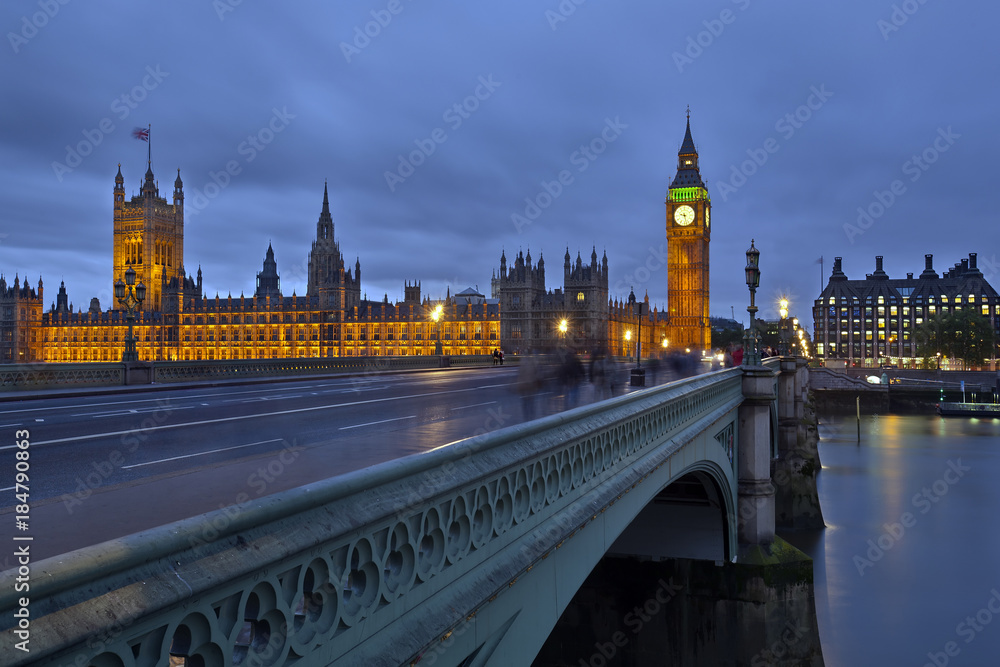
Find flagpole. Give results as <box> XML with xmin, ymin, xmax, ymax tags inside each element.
<box><xmin>147</xmin><ymin>123</ymin><xmax>151</xmax><ymax>167</ymax></box>
<box><xmin>819</xmin><ymin>256</ymin><xmax>824</xmax><ymax>293</ymax></box>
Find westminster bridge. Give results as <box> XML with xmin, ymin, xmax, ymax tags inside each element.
<box><xmin>0</xmin><ymin>355</ymin><xmax>818</xmax><ymax>666</ymax></box>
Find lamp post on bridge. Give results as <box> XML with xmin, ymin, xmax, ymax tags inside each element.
<box><xmin>737</xmin><ymin>237</ymin><xmax>775</xmax><ymax>546</ymax></box>
<box><xmin>431</xmin><ymin>303</ymin><xmax>444</xmax><ymax>356</ymax></box>
<box><xmin>114</xmin><ymin>266</ymin><xmax>146</xmax><ymax>363</ymax></box>
<box><xmin>743</xmin><ymin>240</ymin><xmax>761</xmax><ymax>366</ymax></box>
<box><xmin>778</xmin><ymin>298</ymin><xmax>789</xmax><ymax>356</ymax></box>
<box><xmin>628</xmin><ymin>287</ymin><xmax>645</xmax><ymax>386</ymax></box>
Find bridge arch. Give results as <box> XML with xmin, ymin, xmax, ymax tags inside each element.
<box><xmin>2</xmin><ymin>368</ymin><xmax>759</xmax><ymax>667</ymax></box>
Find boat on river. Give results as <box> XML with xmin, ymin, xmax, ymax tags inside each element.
<box><xmin>936</xmin><ymin>402</ymin><xmax>1000</xmax><ymax>417</ymax></box>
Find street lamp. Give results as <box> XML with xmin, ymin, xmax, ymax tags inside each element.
<box><xmin>431</xmin><ymin>303</ymin><xmax>444</xmax><ymax>355</ymax></box>
<box><xmin>558</xmin><ymin>318</ymin><xmax>568</xmax><ymax>344</ymax></box>
<box><xmin>628</xmin><ymin>287</ymin><xmax>645</xmax><ymax>386</ymax></box>
<box><xmin>743</xmin><ymin>240</ymin><xmax>761</xmax><ymax>366</ymax></box>
<box><xmin>114</xmin><ymin>266</ymin><xmax>146</xmax><ymax>362</ymax></box>
<box><xmin>778</xmin><ymin>297</ymin><xmax>789</xmax><ymax>356</ymax></box>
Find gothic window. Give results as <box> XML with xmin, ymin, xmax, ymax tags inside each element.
<box><xmin>577</xmin><ymin>292</ymin><xmax>585</xmax><ymax>302</ymax></box>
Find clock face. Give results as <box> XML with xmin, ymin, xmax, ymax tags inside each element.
<box><xmin>674</xmin><ymin>204</ymin><xmax>695</xmax><ymax>226</ymax></box>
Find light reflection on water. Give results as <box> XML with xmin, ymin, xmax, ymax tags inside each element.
<box><xmin>784</xmin><ymin>414</ymin><xmax>1000</xmax><ymax>666</ymax></box>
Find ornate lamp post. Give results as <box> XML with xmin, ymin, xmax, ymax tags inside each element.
<box><xmin>558</xmin><ymin>318</ymin><xmax>568</xmax><ymax>345</ymax></box>
<box><xmin>114</xmin><ymin>266</ymin><xmax>146</xmax><ymax>362</ymax></box>
<box><xmin>628</xmin><ymin>287</ymin><xmax>645</xmax><ymax>386</ymax></box>
<box><xmin>743</xmin><ymin>240</ymin><xmax>761</xmax><ymax>366</ymax></box>
<box><xmin>431</xmin><ymin>303</ymin><xmax>444</xmax><ymax>355</ymax></box>
<box><xmin>778</xmin><ymin>298</ymin><xmax>789</xmax><ymax>356</ymax></box>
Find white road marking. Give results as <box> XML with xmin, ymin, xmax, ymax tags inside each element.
<box><xmin>339</xmin><ymin>416</ymin><xmax>415</xmax><ymax>430</ymax></box>
<box><xmin>450</xmin><ymin>401</ymin><xmax>497</xmax><ymax>411</ymax></box>
<box><xmin>73</xmin><ymin>406</ymin><xmax>195</xmax><ymax>418</ymax></box>
<box><xmin>121</xmin><ymin>439</ymin><xmax>283</xmax><ymax>469</ymax></box>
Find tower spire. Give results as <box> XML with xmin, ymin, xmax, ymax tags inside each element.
<box><xmin>317</xmin><ymin>182</ymin><xmax>334</xmax><ymax>241</ymax></box>
<box><xmin>671</xmin><ymin>112</ymin><xmax>705</xmax><ymax>189</ymax></box>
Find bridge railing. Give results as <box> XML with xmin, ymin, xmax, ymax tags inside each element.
<box><xmin>151</xmin><ymin>354</ymin><xmax>496</xmax><ymax>383</ymax></box>
<box><xmin>0</xmin><ymin>368</ymin><xmax>745</xmax><ymax>667</ymax></box>
<box><xmin>0</xmin><ymin>362</ymin><xmax>124</xmax><ymax>390</ymax></box>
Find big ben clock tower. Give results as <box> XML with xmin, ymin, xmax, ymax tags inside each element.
<box><xmin>666</xmin><ymin>111</ymin><xmax>711</xmax><ymax>351</ymax></box>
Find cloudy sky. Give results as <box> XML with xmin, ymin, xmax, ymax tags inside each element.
<box><xmin>2</xmin><ymin>0</ymin><xmax>996</xmax><ymax>328</ymax></box>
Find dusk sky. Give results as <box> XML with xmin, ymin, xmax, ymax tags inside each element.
<box><xmin>2</xmin><ymin>0</ymin><xmax>997</xmax><ymax>329</ymax></box>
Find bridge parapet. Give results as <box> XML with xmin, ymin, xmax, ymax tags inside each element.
<box><xmin>0</xmin><ymin>361</ymin><xmax>124</xmax><ymax>389</ymax></box>
<box><xmin>0</xmin><ymin>368</ymin><xmax>752</xmax><ymax>666</ymax></box>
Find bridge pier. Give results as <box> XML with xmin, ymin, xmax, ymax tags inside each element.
<box><xmin>737</xmin><ymin>365</ymin><xmax>776</xmax><ymax>545</ymax></box>
<box><xmin>774</xmin><ymin>357</ymin><xmax>825</xmax><ymax>531</ymax></box>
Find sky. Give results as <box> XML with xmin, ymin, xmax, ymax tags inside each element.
<box><xmin>2</xmin><ymin>0</ymin><xmax>998</xmax><ymax>330</ymax></box>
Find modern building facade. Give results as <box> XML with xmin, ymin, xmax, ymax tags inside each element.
<box><xmin>812</xmin><ymin>253</ymin><xmax>1000</xmax><ymax>367</ymax></box>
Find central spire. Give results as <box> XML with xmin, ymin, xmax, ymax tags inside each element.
<box><xmin>317</xmin><ymin>181</ymin><xmax>334</xmax><ymax>241</ymax></box>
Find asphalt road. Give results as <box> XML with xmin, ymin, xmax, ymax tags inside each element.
<box><xmin>0</xmin><ymin>362</ymin><xmax>662</xmax><ymax>561</ymax></box>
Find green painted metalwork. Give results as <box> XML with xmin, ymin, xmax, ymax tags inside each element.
<box><xmin>668</xmin><ymin>186</ymin><xmax>710</xmax><ymax>202</ymax></box>
<box><xmin>0</xmin><ymin>366</ymin><xmax>767</xmax><ymax>666</ymax></box>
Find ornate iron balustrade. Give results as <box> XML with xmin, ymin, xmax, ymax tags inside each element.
<box><xmin>152</xmin><ymin>355</ymin><xmax>496</xmax><ymax>383</ymax></box>
<box><xmin>0</xmin><ymin>368</ymin><xmax>746</xmax><ymax>667</ymax></box>
<box><xmin>0</xmin><ymin>362</ymin><xmax>124</xmax><ymax>390</ymax></box>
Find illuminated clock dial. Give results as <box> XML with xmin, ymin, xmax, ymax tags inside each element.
<box><xmin>706</xmin><ymin>209</ymin><xmax>710</xmax><ymax>228</ymax></box>
<box><xmin>674</xmin><ymin>205</ymin><xmax>695</xmax><ymax>226</ymax></box>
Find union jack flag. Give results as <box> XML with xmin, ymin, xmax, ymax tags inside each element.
<box><xmin>132</xmin><ymin>127</ymin><xmax>149</xmax><ymax>142</ymax></box>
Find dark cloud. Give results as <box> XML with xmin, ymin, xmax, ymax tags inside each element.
<box><xmin>2</xmin><ymin>0</ymin><xmax>997</xmax><ymax>327</ymax></box>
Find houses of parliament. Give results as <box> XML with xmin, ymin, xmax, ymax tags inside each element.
<box><xmin>0</xmin><ymin>120</ymin><xmax>714</xmax><ymax>365</ymax></box>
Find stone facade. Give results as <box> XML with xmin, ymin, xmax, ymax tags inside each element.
<box><xmin>812</xmin><ymin>253</ymin><xmax>1000</xmax><ymax>367</ymax></box>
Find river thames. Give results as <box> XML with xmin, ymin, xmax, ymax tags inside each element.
<box><xmin>785</xmin><ymin>413</ymin><xmax>1000</xmax><ymax>666</ymax></box>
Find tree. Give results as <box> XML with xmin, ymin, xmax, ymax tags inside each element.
<box><xmin>914</xmin><ymin>309</ymin><xmax>997</xmax><ymax>368</ymax></box>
